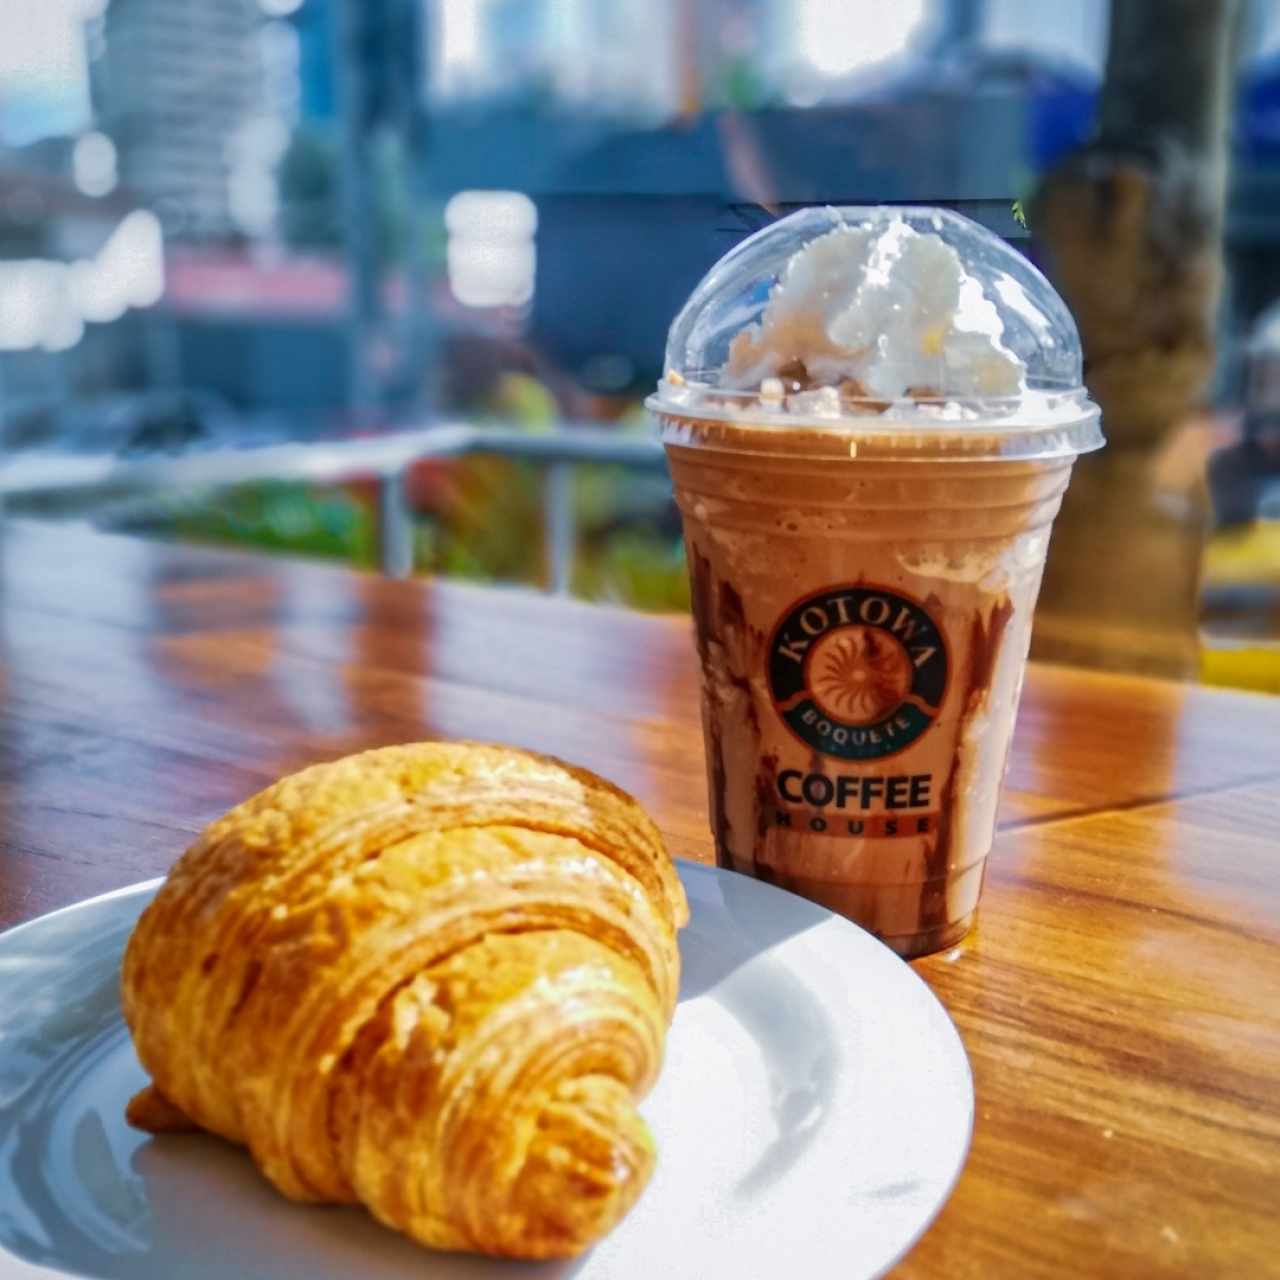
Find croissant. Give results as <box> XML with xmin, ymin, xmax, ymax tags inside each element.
<box><xmin>121</xmin><ymin>742</ymin><xmax>688</xmax><ymax>1259</ymax></box>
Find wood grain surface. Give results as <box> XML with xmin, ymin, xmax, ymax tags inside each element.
<box><xmin>1</xmin><ymin>520</ymin><xmax>1277</xmax><ymax>1277</ymax></box>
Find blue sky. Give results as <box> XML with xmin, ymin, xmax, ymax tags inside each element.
<box><xmin>0</xmin><ymin>0</ymin><xmax>102</xmax><ymax>146</ymax></box>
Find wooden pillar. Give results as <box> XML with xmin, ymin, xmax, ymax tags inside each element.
<box><xmin>1030</xmin><ymin>0</ymin><xmax>1242</xmax><ymax>678</ymax></box>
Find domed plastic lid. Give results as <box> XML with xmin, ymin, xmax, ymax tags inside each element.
<box><xmin>648</xmin><ymin>206</ymin><xmax>1103</xmax><ymax>461</ymax></box>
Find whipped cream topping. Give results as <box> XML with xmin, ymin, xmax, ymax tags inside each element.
<box><xmin>723</xmin><ymin>217</ymin><xmax>1025</xmax><ymax>400</ymax></box>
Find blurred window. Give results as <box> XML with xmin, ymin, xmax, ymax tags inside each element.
<box><xmin>0</xmin><ymin>0</ymin><xmax>1275</xmax><ymax>633</ymax></box>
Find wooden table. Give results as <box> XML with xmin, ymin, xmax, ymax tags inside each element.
<box><xmin>2</xmin><ymin>521</ymin><xmax>1278</xmax><ymax>1278</ymax></box>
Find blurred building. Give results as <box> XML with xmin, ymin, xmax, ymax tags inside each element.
<box><xmin>431</xmin><ymin>0</ymin><xmax>679</xmax><ymax>120</ymax></box>
<box><xmin>0</xmin><ymin>128</ymin><xmax>162</xmax><ymax>410</ymax></box>
<box><xmin>422</xmin><ymin>5</ymin><xmax>1087</xmax><ymax>393</ymax></box>
<box><xmin>485</xmin><ymin>0</ymin><xmax>546</xmax><ymax>96</ymax></box>
<box><xmin>0</xmin><ymin>0</ymin><xmax>100</xmax><ymax>147</ymax></box>
<box><xmin>94</xmin><ymin>0</ymin><xmax>264</xmax><ymax>240</ymax></box>
<box><xmin>292</xmin><ymin>0</ymin><xmax>336</xmax><ymax>123</ymax></box>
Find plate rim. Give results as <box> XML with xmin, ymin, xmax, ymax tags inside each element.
<box><xmin>0</xmin><ymin>876</ymin><xmax>164</xmax><ymax>945</ymax></box>
<box><xmin>0</xmin><ymin>863</ymin><xmax>974</xmax><ymax>1280</ymax></box>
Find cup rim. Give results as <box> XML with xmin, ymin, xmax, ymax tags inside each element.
<box><xmin>649</xmin><ymin>394</ymin><xmax>1105</xmax><ymax>464</ymax></box>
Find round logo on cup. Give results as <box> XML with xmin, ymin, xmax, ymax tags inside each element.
<box><xmin>767</xmin><ymin>585</ymin><xmax>947</xmax><ymax>761</ymax></box>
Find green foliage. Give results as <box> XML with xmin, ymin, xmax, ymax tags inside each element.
<box><xmin>277</xmin><ymin>126</ymin><xmax>408</xmax><ymax>259</ymax></box>
<box><xmin>573</xmin><ymin>529</ymin><xmax>690</xmax><ymax>611</ymax></box>
<box><xmin>170</xmin><ymin>481</ymin><xmax>379</xmax><ymax>566</ymax></box>
<box><xmin>152</xmin><ymin>465</ymin><xmax>689</xmax><ymax>612</ymax></box>
<box><xmin>1011</xmin><ymin>199</ymin><xmax>1028</xmax><ymax>229</ymax></box>
<box><xmin>148</xmin><ymin>376</ymin><xmax>689</xmax><ymax>610</ymax></box>
<box><xmin>430</xmin><ymin>457</ymin><xmax>546</xmax><ymax>583</ymax></box>
<box><xmin>719</xmin><ymin>54</ymin><xmax>773</xmax><ymax>111</ymax></box>
<box><xmin>486</xmin><ymin>373</ymin><xmax>558</xmax><ymax>433</ymax></box>
<box><xmin>277</xmin><ymin>130</ymin><xmax>342</xmax><ymax>251</ymax></box>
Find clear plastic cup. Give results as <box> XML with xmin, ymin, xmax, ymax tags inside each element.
<box><xmin>648</xmin><ymin>207</ymin><xmax>1104</xmax><ymax>959</ymax></box>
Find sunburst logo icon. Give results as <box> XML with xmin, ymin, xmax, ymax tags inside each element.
<box><xmin>809</xmin><ymin>627</ymin><xmax>913</xmax><ymax>724</ymax></box>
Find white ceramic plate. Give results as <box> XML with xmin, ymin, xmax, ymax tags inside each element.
<box><xmin>0</xmin><ymin>863</ymin><xmax>972</xmax><ymax>1280</ymax></box>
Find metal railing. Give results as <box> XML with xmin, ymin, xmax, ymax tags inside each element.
<box><xmin>0</xmin><ymin>421</ymin><xmax>670</xmax><ymax>589</ymax></box>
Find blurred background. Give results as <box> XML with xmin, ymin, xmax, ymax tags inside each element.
<box><xmin>1</xmin><ymin>0</ymin><xmax>1278</xmax><ymax>689</ymax></box>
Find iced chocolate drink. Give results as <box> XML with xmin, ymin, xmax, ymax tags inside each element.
<box><xmin>648</xmin><ymin>208</ymin><xmax>1103</xmax><ymax>959</ymax></box>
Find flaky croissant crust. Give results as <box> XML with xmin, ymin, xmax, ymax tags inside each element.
<box><xmin>121</xmin><ymin>742</ymin><xmax>687</xmax><ymax>1259</ymax></box>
